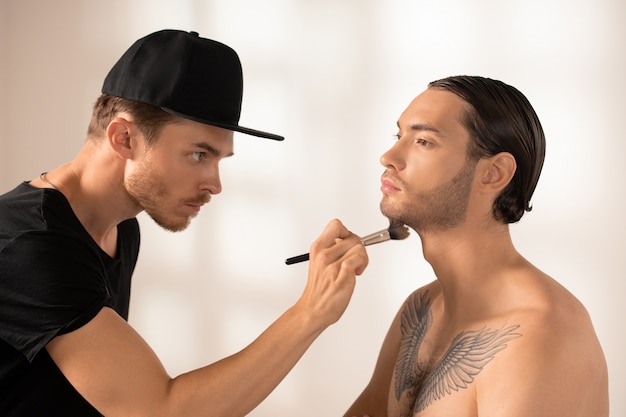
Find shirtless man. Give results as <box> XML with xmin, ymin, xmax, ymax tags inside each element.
<box><xmin>344</xmin><ymin>75</ymin><xmax>609</xmax><ymax>417</ymax></box>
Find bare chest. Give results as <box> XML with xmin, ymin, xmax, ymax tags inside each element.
<box><xmin>386</xmin><ymin>291</ymin><xmax>521</xmax><ymax>417</ymax></box>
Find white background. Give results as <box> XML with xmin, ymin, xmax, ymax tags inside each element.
<box><xmin>1</xmin><ymin>0</ymin><xmax>624</xmax><ymax>415</ymax></box>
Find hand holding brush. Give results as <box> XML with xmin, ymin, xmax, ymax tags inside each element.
<box><xmin>285</xmin><ymin>220</ymin><xmax>409</xmax><ymax>265</ymax></box>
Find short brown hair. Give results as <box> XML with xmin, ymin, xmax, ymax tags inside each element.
<box><xmin>87</xmin><ymin>94</ymin><xmax>178</xmax><ymax>144</ymax></box>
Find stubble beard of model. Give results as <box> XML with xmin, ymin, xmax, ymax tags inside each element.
<box><xmin>381</xmin><ymin>161</ymin><xmax>476</xmax><ymax>234</ymax></box>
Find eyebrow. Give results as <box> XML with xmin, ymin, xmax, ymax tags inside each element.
<box><xmin>397</xmin><ymin>122</ymin><xmax>446</xmax><ymax>138</ymax></box>
<box><xmin>194</xmin><ymin>142</ymin><xmax>234</xmax><ymax>158</ymax></box>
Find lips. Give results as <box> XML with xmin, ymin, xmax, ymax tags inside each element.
<box><xmin>381</xmin><ymin>174</ymin><xmax>401</xmax><ymax>193</ymax></box>
<box><xmin>186</xmin><ymin>201</ymin><xmax>208</xmax><ymax>207</ymax></box>
<box><xmin>185</xmin><ymin>204</ymin><xmax>202</xmax><ymax>214</ymax></box>
<box><xmin>184</xmin><ymin>196</ymin><xmax>211</xmax><ymax>213</ymax></box>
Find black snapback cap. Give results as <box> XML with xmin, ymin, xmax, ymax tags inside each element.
<box><xmin>102</xmin><ymin>29</ymin><xmax>284</xmax><ymax>141</ymax></box>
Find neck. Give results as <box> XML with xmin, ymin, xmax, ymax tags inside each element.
<box><xmin>42</xmin><ymin>140</ymin><xmax>140</xmax><ymax>255</ymax></box>
<box><xmin>417</xmin><ymin>218</ymin><xmax>523</xmax><ymax>322</ymax></box>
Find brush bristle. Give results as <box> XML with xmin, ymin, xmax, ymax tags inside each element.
<box><xmin>388</xmin><ymin>220</ymin><xmax>410</xmax><ymax>240</ymax></box>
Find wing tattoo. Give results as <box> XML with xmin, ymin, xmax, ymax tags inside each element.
<box><xmin>413</xmin><ymin>325</ymin><xmax>522</xmax><ymax>413</ymax></box>
<box><xmin>394</xmin><ymin>290</ymin><xmax>432</xmax><ymax>401</ymax></box>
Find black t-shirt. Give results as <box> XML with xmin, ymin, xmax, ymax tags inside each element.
<box><xmin>0</xmin><ymin>183</ymin><xmax>140</xmax><ymax>415</ymax></box>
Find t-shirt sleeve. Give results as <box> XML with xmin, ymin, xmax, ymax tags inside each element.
<box><xmin>0</xmin><ymin>230</ymin><xmax>111</xmax><ymax>362</ymax></box>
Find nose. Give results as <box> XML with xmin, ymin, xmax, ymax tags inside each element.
<box><xmin>380</xmin><ymin>140</ymin><xmax>405</xmax><ymax>171</ymax></box>
<box><xmin>202</xmin><ymin>164</ymin><xmax>222</xmax><ymax>195</ymax></box>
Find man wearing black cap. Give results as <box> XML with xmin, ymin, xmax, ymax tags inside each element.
<box><xmin>0</xmin><ymin>29</ymin><xmax>368</xmax><ymax>416</ymax></box>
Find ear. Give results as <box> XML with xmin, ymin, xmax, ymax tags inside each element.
<box><xmin>478</xmin><ymin>152</ymin><xmax>516</xmax><ymax>193</ymax></box>
<box><xmin>106</xmin><ymin>116</ymin><xmax>136</xmax><ymax>160</ymax></box>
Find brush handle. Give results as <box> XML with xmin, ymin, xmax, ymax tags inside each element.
<box><xmin>285</xmin><ymin>253</ymin><xmax>310</xmax><ymax>265</ymax></box>
<box><xmin>360</xmin><ymin>229</ymin><xmax>391</xmax><ymax>246</ymax></box>
<box><xmin>285</xmin><ymin>228</ymin><xmax>390</xmax><ymax>265</ymax></box>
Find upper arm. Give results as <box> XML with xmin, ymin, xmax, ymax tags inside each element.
<box><xmin>46</xmin><ymin>307</ymin><xmax>173</xmax><ymax>417</ymax></box>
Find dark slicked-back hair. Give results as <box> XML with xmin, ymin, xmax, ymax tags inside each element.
<box><xmin>429</xmin><ymin>75</ymin><xmax>546</xmax><ymax>223</ymax></box>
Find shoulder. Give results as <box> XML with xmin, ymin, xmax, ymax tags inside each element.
<box><xmin>476</xmin><ymin>273</ymin><xmax>608</xmax><ymax>416</ymax></box>
<box><xmin>517</xmin><ymin>270</ymin><xmax>599</xmax><ymax>346</ymax></box>
<box><xmin>492</xmin><ymin>267</ymin><xmax>604</xmax><ymax>368</ymax></box>
<box><xmin>0</xmin><ymin>183</ymin><xmax>46</xmax><ymax>231</ymax></box>
<box><xmin>0</xmin><ymin>182</ymin><xmax>81</xmax><ymax>235</ymax></box>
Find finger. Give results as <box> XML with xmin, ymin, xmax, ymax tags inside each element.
<box><xmin>312</xmin><ymin>233</ymin><xmax>363</xmax><ymax>268</ymax></box>
<box><xmin>338</xmin><ymin>243</ymin><xmax>369</xmax><ymax>277</ymax></box>
<box><xmin>311</xmin><ymin>219</ymin><xmax>351</xmax><ymax>251</ymax></box>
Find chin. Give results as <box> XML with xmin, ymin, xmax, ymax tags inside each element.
<box><xmin>380</xmin><ymin>201</ymin><xmax>402</xmax><ymax>221</ymax></box>
<box><xmin>150</xmin><ymin>214</ymin><xmax>192</xmax><ymax>233</ymax></box>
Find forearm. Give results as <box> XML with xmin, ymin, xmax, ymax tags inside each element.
<box><xmin>48</xmin><ymin>220</ymin><xmax>367</xmax><ymax>417</ymax></box>
<box><xmin>167</xmin><ymin>304</ymin><xmax>324</xmax><ymax>417</ymax></box>
<box><xmin>166</xmin><ymin>224</ymin><xmax>367</xmax><ymax>416</ymax></box>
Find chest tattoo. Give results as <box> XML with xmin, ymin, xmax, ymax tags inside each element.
<box><xmin>394</xmin><ymin>291</ymin><xmax>522</xmax><ymax>415</ymax></box>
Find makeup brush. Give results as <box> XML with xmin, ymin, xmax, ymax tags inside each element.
<box><xmin>285</xmin><ymin>220</ymin><xmax>410</xmax><ymax>265</ymax></box>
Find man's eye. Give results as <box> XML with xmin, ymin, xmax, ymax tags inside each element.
<box><xmin>191</xmin><ymin>152</ymin><xmax>205</xmax><ymax>161</ymax></box>
<box><xmin>416</xmin><ymin>138</ymin><xmax>433</xmax><ymax>147</ymax></box>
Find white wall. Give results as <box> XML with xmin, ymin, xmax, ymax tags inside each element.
<box><xmin>1</xmin><ymin>0</ymin><xmax>624</xmax><ymax>415</ymax></box>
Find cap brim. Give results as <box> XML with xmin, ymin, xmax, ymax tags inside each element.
<box><xmin>228</xmin><ymin>124</ymin><xmax>285</xmax><ymax>141</ymax></box>
<box><xmin>162</xmin><ymin>107</ymin><xmax>284</xmax><ymax>141</ymax></box>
